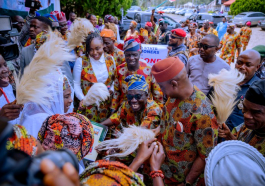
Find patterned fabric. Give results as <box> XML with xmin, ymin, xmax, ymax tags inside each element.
<box><xmin>110</xmin><ymin>99</ymin><xmax>162</xmax><ymax>129</ymax></box>
<box><xmin>80</xmin><ymin>160</ymin><xmax>145</xmax><ymax>186</ymax></box>
<box><xmin>233</xmin><ymin>124</ymin><xmax>265</xmax><ymax>156</ymax></box>
<box><xmin>240</xmin><ymin>26</ymin><xmax>252</xmax><ymax>51</ymax></box>
<box><xmin>111</xmin><ymin>47</ymin><xmax>125</xmax><ymax>66</ymax></box>
<box><xmin>146</xmin><ymin>32</ymin><xmax>157</xmax><ymax>44</ymax></box>
<box><xmin>125</xmin><ymin>74</ymin><xmax>148</xmax><ymax>93</ymax></box>
<box><xmin>146</xmin><ymin>86</ymin><xmax>218</xmax><ymax>185</ymax></box>
<box><xmin>6</xmin><ymin>125</ymin><xmax>37</xmax><ymax>156</ymax></box>
<box><xmin>220</xmin><ymin>32</ymin><xmax>242</xmax><ymax>64</ymax></box>
<box><xmin>131</xmin><ymin>20</ymin><xmax>137</xmax><ymax>28</ymax></box>
<box><xmin>24</xmin><ymin>37</ymin><xmax>33</xmax><ymax>47</ymax></box>
<box><xmin>38</xmin><ymin>113</ymin><xmax>94</xmax><ymax>161</ymax></box>
<box><xmin>50</xmin><ymin>11</ymin><xmax>67</xmax><ymax>22</ymax></box>
<box><xmin>78</xmin><ymin>54</ymin><xmax>115</xmax><ymax>122</ymax></box>
<box><xmin>124</xmin><ymin>30</ymin><xmax>139</xmax><ymax>41</ymax></box>
<box><xmin>185</xmin><ymin>33</ymin><xmax>202</xmax><ymax>57</ymax></box>
<box><xmin>124</xmin><ymin>39</ymin><xmax>140</xmax><ymax>52</ymax></box>
<box><xmin>199</xmin><ymin>27</ymin><xmax>218</xmax><ymax>36</ymax></box>
<box><xmin>35</xmin><ymin>31</ymin><xmax>49</xmax><ymax>50</ymax></box>
<box><xmin>63</xmin><ymin>76</ymin><xmax>70</xmax><ymax>91</ymax></box>
<box><xmin>101</xmin><ymin>29</ymin><xmax>116</xmax><ymax>40</ymax></box>
<box><xmin>111</xmin><ymin>59</ymin><xmax>163</xmax><ymax>111</ymax></box>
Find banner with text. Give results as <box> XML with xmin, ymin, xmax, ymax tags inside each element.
<box><xmin>141</xmin><ymin>44</ymin><xmax>168</xmax><ymax>66</ymax></box>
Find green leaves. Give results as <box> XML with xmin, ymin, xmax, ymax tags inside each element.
<box><xmin>230</xmin><ymin>0</ymin><xmax>265</xmax><ymax>15</ymax></box>
<box><xmin>60</xmin><ymin>0</ymin><xmax>133</xmax><ymax>18</ymax></box>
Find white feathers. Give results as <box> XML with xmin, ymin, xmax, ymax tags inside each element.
<box><xmin>83</xmin><ymin>83</ymin><xmax>110</xmax><ymax>107</ymax></box>
<box><xmin>15</xmin><ymin>31</ymin><xmax>75</xmax><ymax>106</ymax></box>
<box><xmin>208</xmin><ymin>68</ymin><xmax>245</xmax><ymax>124</ymax></box>
<box><xmin>67</xmin><ymin>18</ymin><xmax>94</xmax><ymax>51</ymax></box>
<box><xmin>96</xmin><ymin>125</ymin><xmax>156</xmax><ymax>158</ymax></box>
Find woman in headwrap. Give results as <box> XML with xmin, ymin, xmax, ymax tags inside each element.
<box><xmin>73</xmin><ymin>33</ymin><xmax>116</xmax><ymax>123</ymax></box>
<box><xmin>139</xmin><ymin>28</ymin><xmax>148</xmax><ymax>44</ymax></box>
<box><xmin>38</xmin><ymin>113</ymin><xmax>94</xmax><ymax>161</ymax></box>
<box><xmin>124</xmin><ymin>20</ymin><xmax>139</xmax><ymax>41</ymax></box>
<box><xmin>20</xmin><ymin>72</ymin><xmax>74</xmax><ymax>139</ymax></box>
<box><xmin>100</xmin><ymin>29</ymin><xmax>125</xmax><ymax>66</ymax></box>
<box><xmin>51</xmin><ymin>11</ymin><xmax>68</xmax><ymax>40</ymax></box>
<box><xmin>145</xmin><ymin>22</ymin><xmax>157</xmax><ymax>44</ymax></box>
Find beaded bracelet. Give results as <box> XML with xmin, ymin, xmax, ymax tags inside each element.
<box><xmin>150</xmin><ymin>170</ymin><xmax>164</xmax><ymax>179</ymax></box>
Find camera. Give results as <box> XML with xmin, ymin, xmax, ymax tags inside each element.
<box><xmin>25</xmin><ymin>0</ymin><xmax>42</xmax><ymax>10</ymax></box>
<box><xmin>0</xmin><ymin>118</ymin><xmax>79</xmax><ymax>186</ymax></box>
<box><xmin>0</xmin><ymin>15</ymin><xmax>19</xmax><ymax>61</ymax></box>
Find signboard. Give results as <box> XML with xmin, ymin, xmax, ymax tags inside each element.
<box><xmin>0</xmin><ymin>0</ymin><xmax>59</xmax><ymax>17</ymax></box>
<box><xmin>141</xmin><ymin>44</ymin><xmax>168</xmax><ymax>66</ymax></box>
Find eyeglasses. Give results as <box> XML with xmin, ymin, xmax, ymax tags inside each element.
<box><xmin>198</xmin><ymin>43</ymin><xmax>217</xmax><ymax>50</ymax></box>
<box><xmin>170</xmin><ymin>34</ymin><xmax>182</xmax><ymax>39</ymax></box>
<box><xmin>127</xmin><ymin>94</ymin><xmax>143</xmax><ymax>101</ymax></box>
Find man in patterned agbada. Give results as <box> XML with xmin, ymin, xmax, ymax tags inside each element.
<box><xmin>111</xmin><ymin>39</ymin><xmax>163</xmax><ymax>113</ymax></box>
<box><xmin>149</xmin><ymin>57</ymin><xmax>218</xmax><ymax>185</ymax></box>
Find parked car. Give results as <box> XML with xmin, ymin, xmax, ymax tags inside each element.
<box><xmin>187</xmin><ymin>13</ymin><xmax>225</xmax><ymax>28</ymax></box>
<box><xmin>185</xmin><ymin>9</ymin><xmax>195</xmax><ymax>18</ymax></box>
<box><xmin>175</xmin><ymin>8</ymin><xmax>183</xmax><ymax>14</ymax></box>
<box><xmin>179</xmin><ymin>9</ymin><xmax>187</xmax><ymax>16</ymax></box>
<box><xmin>129</xmin><ymin>6</ymin><xmax>142</xmax><ymax>11</ymax></box>
<box><xmin>119</xmin><ymin>12</ymin><xmax>181</xmax><ymax>39</ymax></box>
<box><xmin>233</xmin><ymin>12</ymin><xmax>265</xmax><ymax>27</ymax></box>
<box><xmin>258</xmin><ymin>19</ymin><xmax>265</xmax><ymax>30</ymax></box>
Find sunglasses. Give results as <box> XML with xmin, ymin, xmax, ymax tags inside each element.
<box><xmin>170</xmin><ymin>34</ymin><xmax>182</xmax><ymax>39</ymax></box>
<box><xmin>198</xmin><ymin>43</ymin><xmax>217</xmax><ymax>50</ymax></box>
<box><xmin>127</xmin><ymin>94</ymin><xmax>143</xmax><ymax>101</ymax></box>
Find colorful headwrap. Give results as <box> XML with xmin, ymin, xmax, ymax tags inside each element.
<box><xmin>50</xmin><ymin>11</ymin><xmax>67</xmax><ymax>22</ymax></box>
<box><xmin>190</xmin><ymin>22</ymin><xmax>198</xmax><ymax>27</ymax></box>
<box><xmin>105</xmin><ymin>14</ymin><xmax>114</xmax><ymax>21</ymax></box>
<box><xmin>63</xmin><ymin>76</ymin><xmax>70</xmax><ymax>91</ymax></box>
<box><xmin>38</xmin><ymin>113</ymin><xmax>94</xmax><ymax>161</ymax></box>
<box><xmin>185</xmin><ymin>19</ymin><xmax>190</xmax><ymax>24</ymax></box>
<box><xmin>228</xmin><ymin>23</ymin><xmax>236</xmax><ymax>28</ymax></box>
<box><xmin>43</xmin><ymin>14</ymin><xmax>59</xmax><ymax>28</ymax></box>
<box><xmin>125</xmin><ymin>74</ymin><xmax>148</xmax><ymax>93</ymax></box>
<box><xmin>80</xmin><ymin>160</ymin><xmax>145</xmax><ymax>186</ymax></box>
<box><xmin>253</xmin><ymin>45</ymin><xmax>265</xmax><ymax>58</ymax></box>
<box><xmin>158</xmin><ymin>18</ymin><xmax>164</xmax><ymax>22</ymax></box>
<box><xmin>123</xmin><ymin>38</ymin><xmax>141</xmax><ymax>52</ymax></box>
<box><xmin>209</xmin><ymin>21</ymin><xmax>214</xmax><ymax>25</ymax></box>
<box><xmin>100</xmin><ymin>29</ymin><xmax>116</xmax><ymax>40</ymax></box>
<box><xmin>35</xmin><ymin>31</ymin><xmax>49</xmax><ymax>50</ymax></box>
<box><xmin>246</xmin><ymin>21</ymin><xmax>251</xmax><ymax>26</ymax></box>
<box><xmin>145</xmin><ymin>22</ymin><xmax>152</xmax><ymax>27</ymax></box>
<box><xmin>6</xmin><ymin>125</ymin><xmax>37</xmax><ymax>156</ymax></box>
<box><xmin>131</xmin><ymin>20</ymin><xmax>137</xmax><ymax>28</ymax></box>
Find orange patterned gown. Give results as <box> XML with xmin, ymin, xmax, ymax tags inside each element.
<box><xmin>185</xmin><ymin>33</ymin><xmax>202</xmax><ymax>57</ymax></box>
<box><xmin>240</xmin><ymin>26</ymin><xmax>252</xmax><ymax>51</ymax></box>
<box><xmin>77</xmin><ymin>54</ymin><xmax>115</xmax><ymax>122</ymax></box>
<box><xmin>111</xmin><ymin>46</ymin><xmax>125</xmax><ymax>67</ymax></box>
<box><xmin>220</xmin><ymin>32</ymin><xmax>242</xmax><ymax>64</ymax></box>
<box><xmin>110</xmin><ymin>59</ymin><xmax>163</xmax><ymax>112</ymax></box>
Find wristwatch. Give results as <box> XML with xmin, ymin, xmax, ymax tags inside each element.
<box><xmin>183</xmin><ymin>180</ymin><xmax>192</xmax><ymax>186</ymax></box>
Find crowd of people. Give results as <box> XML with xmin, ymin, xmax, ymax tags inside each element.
<box><xmin>1</xmin><ymin>6</ymin><xmax>265</xmax><ymax>186</ymax></box>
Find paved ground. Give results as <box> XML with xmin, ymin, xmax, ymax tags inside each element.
<box><xmin>166</xmin><ymin>14</ymin><xmax>265</xmax><ymax>49</ymax></box>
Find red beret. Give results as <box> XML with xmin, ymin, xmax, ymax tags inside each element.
<box><xmin>151</xmin><ymin>57</ymin><xmax>184</xmax><ymax>83</ymax></box>
<box><xmin>209</xmin><ymin>22</ymin><xmax>214</xmax><ymax>24</ymax></box>
<box><xmin>171</xmin><ymin>29</ymin><xmax>186</xmax><ymax>38</ymax></box>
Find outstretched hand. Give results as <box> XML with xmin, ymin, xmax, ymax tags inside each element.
<box><xmin>150</xmin><ymin>141</ymin><xmax>165</xmax><ymax>171</ymax></box>
<box><xmin>40</xmin><ymin>159</ymin><xmax>80</xmax><ymax>186</ymax></box>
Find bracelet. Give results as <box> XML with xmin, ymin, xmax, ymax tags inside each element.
<box><xmin>150</xmin><ymin>170</ymin><xmax>164</xmax><ymax>179</ymax></box>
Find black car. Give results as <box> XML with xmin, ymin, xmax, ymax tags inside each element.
<box><xmin>119</xmin><ymin>12</ymin><xmax>181</xmax><ymax>39</ymax></box>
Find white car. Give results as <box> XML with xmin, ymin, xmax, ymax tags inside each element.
<box><xmin>175</xmin><ymin>8</ymin><xmax>184</xmax><ymax>14</ymax></box>
<box><xmin>185</xmin><ymin>9</ymin><xmax>195</xmax><ymax>18</ymax></box>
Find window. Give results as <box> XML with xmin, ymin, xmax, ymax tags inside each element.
<box><xmin>161</xmin><ymin>16</ymin><xmax>176</xmax><ymax>26</ymax></box>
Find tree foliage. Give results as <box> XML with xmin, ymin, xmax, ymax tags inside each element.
<box><xmin>60</xmin><ymin>0</ymin><xmax>133</xmax><ymax>18</ymax></box>
<box><xmin>230</xmin><ymin>0</ymin><xmax>265</xmax><ymax>15</ymax></box>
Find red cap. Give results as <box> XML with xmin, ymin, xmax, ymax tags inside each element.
<box><xmin>151</xmin><ymin>57</ymin><xmax>184</xmax><ymax>83</ymax></box>
<box><xmin>209</xmin><ymin>21</ymin><xmax>214</xmax><ymax>24</ymax></box>
<box><xmin>171</xmin><ymin>29</ymin><xmax>186</xmax><ymax>38</ymax></box>
<box><xmin>246</xmin><ymin>21</ymin><xmax>251</xmax><ymax>26</ymax></box>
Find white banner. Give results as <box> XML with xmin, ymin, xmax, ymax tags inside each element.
<box><xmin>141</xmin><ymin>44</ymin><xmax>168</xmax><ymax>66</ymax></box>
